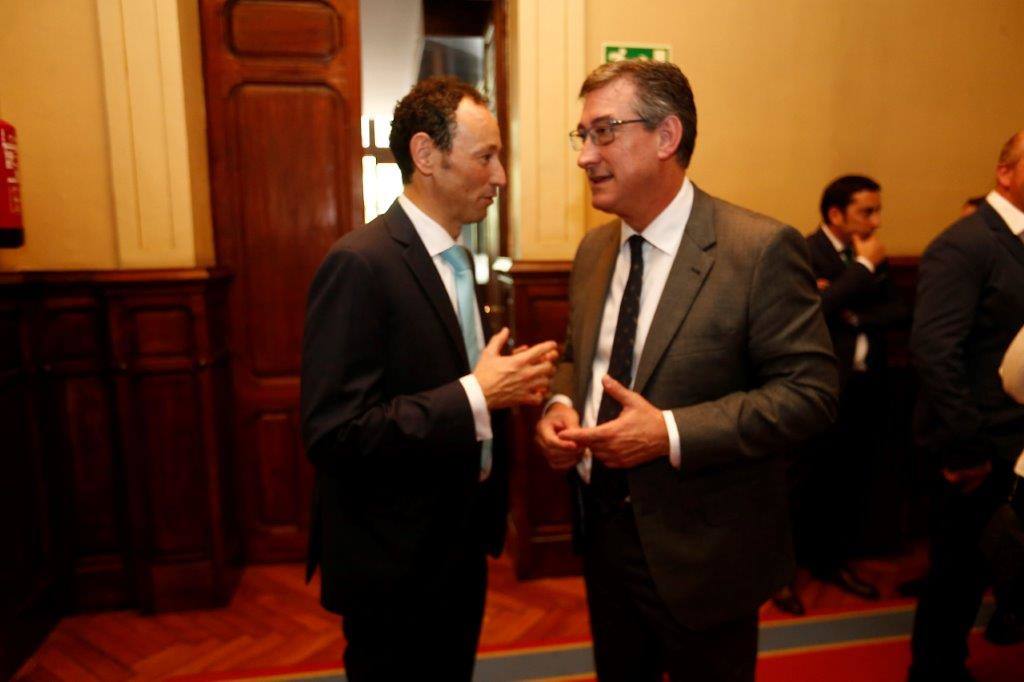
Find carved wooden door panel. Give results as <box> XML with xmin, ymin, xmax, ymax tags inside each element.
<box><xmin>200</xmin><ymin>0</ymin><xmax>362</xmax><ymax>560</ymax></box>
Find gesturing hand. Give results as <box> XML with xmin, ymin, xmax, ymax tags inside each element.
<box><xmin>535</xmin><ymin>402</ymin><xmax>583</xmax><ymax>470</ymax></box>
<box><xmin>474</xmin><ymin>328</ymin><xmax>558</xmax><ymax>409</ymax></box>
<box><xmin>559</xmin><ymin>375</ymin><xmax>669</xmax><ymax>469</ymax></box>
<box><xmin>852</xmin><ymin>232</ymin><xmax>886</xmax><ymax>267</ymax></box>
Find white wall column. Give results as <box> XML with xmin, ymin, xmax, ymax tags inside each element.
<box><xmin>508</xmin><ymin>0</ymin><xmax>587</xmax><ymax>260</ymax></box>
<box><xmin>96</xmin><ymin>0</ymin><xmax>213</xmax><ymax>268</ymax></box>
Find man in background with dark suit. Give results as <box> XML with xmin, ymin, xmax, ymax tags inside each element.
<box><xmin>775</xmin><ymin>176</ymin><xmax>909</xmax><ymax>614</ymax></box>
<box><xmin>909</xmin><ymin>131</ymin><xmax>1024</xmax><ymax>681</ymax></box>
<box><xmin>301</xmin><ymin>77</ymin><xmax>557</xmax><ymax>681</ymax></box>
<box><xmin>535</xmin><ymin>59</ymin><xmax>838</xmax><ymax>681</ymax></box>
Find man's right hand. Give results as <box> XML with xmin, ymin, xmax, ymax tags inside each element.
<box><xmin>853</xmin><ymin>232</ymin><xmax>886</xmax><ymax>266</ymax></box>
<box><xmin>474</xmin><ymin>328</ymin><xmax>558</xmax><ymax>409</ymax></box>
<box><xmin>535</xmin><ymin>402</ymin><xmax>583</xmax><ymax>470</ymax></box>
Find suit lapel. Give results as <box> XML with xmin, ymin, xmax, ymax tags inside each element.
<box><xmin>574</xmin><ymin>227</ymin><xmax>620</xmax><ymax>404</ymax></box>
<box><xmin>633</xmin><ymin>186</ymin><xmax>716</xmax><ymax>396</ymax></box>
<box><xmin>809</xmin><ymin>229</ymin><xmax>844</xmax><ymax>276</ymax></box>
<box><xmin>383</xmin><ymin>201</ymin><xmax>469</xmax><ymax>367</ymax></box>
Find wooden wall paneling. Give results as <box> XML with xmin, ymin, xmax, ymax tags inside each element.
<box><xmin>0</xmin><ymin>283</ymin><xmax>61</xmax><ymax>680</ymax></box>
<box><xmin>106</xmin><ymin>272</ymin><xmax>239</xmax><ymax>612</ymax></box>
<box><xmin>35</xmin><ymin>289</ymin><xmax>130</xmax><ymax>610</ymax></box>
<box><xmin>868</xmin><ymin>256</ymin><xmax>922</xmax><ymax>551</ymax></box>
<box><xmin>200</xmin><ymin>0</ymin><xmax>363</xmax><ymax>562</ymax></box>
<box><xmin>1</xmin><ymin>269</ymin><xmax>238</xmax><ymax>674</ymax></box>
<box><xmin>499</xmin><ymin>262</ymin><xmax>580</xmax><ymax>578</ymax></box>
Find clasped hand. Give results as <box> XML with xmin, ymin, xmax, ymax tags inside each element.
<box><xmin>535</xmin><ymin>375</ymin><xmax>669</xmax><ymax>470</ymax></box>
<box><xmin>473</xmin><ymin>328</ymin><xmax>559</xmax><ymax>409</ymax></box>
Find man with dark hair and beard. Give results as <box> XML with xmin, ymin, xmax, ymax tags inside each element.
<box><xmin>774</xmin><ymin>174</ymin><xmax>909</xmax><ymax>616</ymax></box>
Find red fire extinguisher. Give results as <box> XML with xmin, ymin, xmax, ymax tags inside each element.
<box><xmin>0</xmin><ymin>119</ymin><xmax>24</xmax><ymax>248</ymax></box>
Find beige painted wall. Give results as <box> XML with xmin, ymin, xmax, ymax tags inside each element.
<box><xmin>0</xmin><ymin>0</ymin><xmax>119</xmax><ymax>270</ymax></box>
<box><xmin>0</xmin><ymin>0</ymin><xmax>213</xmax><ymax>272</ymax></box>
<box><xmin>583</xmin><ymin>0</ymin><xmax>1024</xmax><ymax>254</ymax></box>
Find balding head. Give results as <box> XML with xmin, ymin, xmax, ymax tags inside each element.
<box><xmin>998</xmin><ymin>131</ymin><xmax>1024</xmax><ymax>167</ymax></box>
<box><xmin>995</xmin><ymin>130</ymin><xmax>1024</xmax><ymax>212</ymax></box>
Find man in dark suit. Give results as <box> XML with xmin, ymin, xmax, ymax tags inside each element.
<box><xmin>534</xmin><ymin>60</ymin><xmax>838</xmax><ymax>681</ymax></box>
<box><xmin>909</xmin><ymin>131</ymin><xmax>1024</xmax><ymax>681</ymax></box>
<box><xmin>775</xmin><ymin>176</ymin><xmax>909</xmax><ymax>614</ymax></box>
<box><xmin>301</xmin><ymin>77</ymin><xmax>557</xmax><ymax>681</ymax></box>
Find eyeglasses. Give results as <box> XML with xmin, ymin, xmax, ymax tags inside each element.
<box><xmin>568</xmin><ymin>118</ymin><xmax>648</xmax><ymax>151</ymax></box>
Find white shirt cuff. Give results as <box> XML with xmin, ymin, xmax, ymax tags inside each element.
<box><xmin>855</xmin><ymin>256</ymin><xmax>876</xmax><ymax>273</ymax></box>
<box><xmin>545</xmin><ymin>394</ymin><xmax>574</xmax><ymax>414</ymax></box>
<box><xmin>459</xmin><ymin>374</ymin><xmax>492</xmax><ymax>441</ymax></box>
<box><xmin>664</xmin><ymin>410</ymin><xmax>681</xmax><ymax>468</ymax></box>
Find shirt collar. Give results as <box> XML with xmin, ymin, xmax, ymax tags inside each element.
<box><xmin>986</xmin><ymin>190</ymin><xmax>1024</xmax><ymax>237</ymax></box>
<box><xmin>398</xmin><ymin>193</ymin><xmax>458</xmax><ymax>257</ymax></box>
<box><xmin>820</xmin><ymin>224</ymin><xmax>847</xmax><ymax>253</ymax></box>
<box><xmin>620</xmin><ymin>177</ymin><xmax>694</xmax><ymax>256</ymax></box>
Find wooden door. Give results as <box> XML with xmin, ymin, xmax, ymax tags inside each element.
<box><xmin>200</xmin><ymin>0</ymin><xmax>363</xmax><ymax>561</ymax></box>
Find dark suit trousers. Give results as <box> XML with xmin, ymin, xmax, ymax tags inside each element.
<box><xmin>340</xmin><ymin>544</ymin><xmax>487</xmax><ymax>681</ymax></box>
<box><xmin>792</xmin><ymin>371</ymin><xmax>884</xmax><ymax>574</ymax></box>
<box><xmin>909</xmin><ymin>461</ymin><xmax>1012</xmax><ymax>678</ymax></box>
<box><xmin>582</xmin><ymin>497</ymin><xmax>758</xmax><ymax>682</ymax></box>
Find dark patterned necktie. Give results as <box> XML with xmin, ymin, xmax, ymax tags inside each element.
<box><xmin>841</xmin><ymin>245</ymin><xmax>854</xmax><ymax>266</ymax></box>
<box><xmin>591</xmin><ymin>234</ymin><xmax>645</xmax><ymax>504</ymax></box>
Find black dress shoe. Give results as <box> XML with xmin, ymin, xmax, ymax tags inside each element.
<box><xmin>827</xmin><ymin>566</ymin><xmax>880</xmax><ymax>600</ymax></box>
<box><xmin>984</xmin><ymin>606</ymin><xmax>1024</xmax><ymax>645</ymax></box>
<box><xmin>771</xmin><ymin>584</ymin><xmax>805</xmax><ymax>616</ymax></box>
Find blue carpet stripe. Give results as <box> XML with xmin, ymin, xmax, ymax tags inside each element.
<box><xmin>267</xmin><ymin>602</ymin><xmax>997</xmax><ymax>681</ymax></box>
<box><xmin>759</xmin><ymin>601</ymin><xmax>994</xmax><ymax>654</ymax></box>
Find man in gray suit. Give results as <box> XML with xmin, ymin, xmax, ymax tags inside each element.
<box><xmin>535</xmin><ymin>60</ymin><xmax>838</xmax><ymax>681</ymax></box>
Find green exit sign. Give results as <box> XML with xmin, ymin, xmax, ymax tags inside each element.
<box><xmin>603</xmin><ymin>43</ymin><xmax>671</xmax><ymax>63</ymax></box>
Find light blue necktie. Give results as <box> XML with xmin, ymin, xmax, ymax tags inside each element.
<box><xmin>441</xmin><ymin>245</ymin><xmax>481</xmax><ymax>368</ymax></box>
<box><xmin>440</xmin><ymin>245</ymin><xmax>491</xmax><ymax>477</ymax></box>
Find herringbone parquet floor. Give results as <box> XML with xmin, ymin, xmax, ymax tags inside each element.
<box><xmin>16</xmin><ymin>548</ymin><xmax>934</xmax><ymax>680</ymax></box>
<box><xmin>14</xmin><ymin>555</ymin><xmax>591</xmax><ymax>680</ymax></box>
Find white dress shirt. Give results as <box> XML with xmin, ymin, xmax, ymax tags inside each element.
<box><xmin>987</xmin><ymin>189</ymin><xmax>1024</xmax><ymax>239</ymax></box>
<box><xmin>987</xmin><ymin>190</ymin><xmax>1024</xmax><ymax>476</ymax></box>
<box><xmin>821</xmin><ymin>224</ymin><xmax>873</xmax><ymax>372</ymax></box>
<box><xmin>398</xmin><ymin>194</ymin><xmax>492</xmax><ymax>477</ymax></box>
<box><xmin>551</xmin><ymin>178</ymin><xmax>692</xmax><ymax>481</ymax></box>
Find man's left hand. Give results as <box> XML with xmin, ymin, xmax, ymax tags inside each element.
<box><xmin>559</xmin><ymin>375</ymin><xmax>669</xmax><ymax>468</ymax></box>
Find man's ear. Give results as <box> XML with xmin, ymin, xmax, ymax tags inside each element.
<box><xmin>996</xmin><ymin>162</ymin><xmax>1013</xmax><ymax>192</ymax></box>
<box><xmin>656</xmin><ymin>115</ymin><xmax>683</xmax><ymax>161</ymax></box>
<box><xmin>827</xmin><ymin>206</ymin><xmax>844</xmax><ymax>228</ymax></box>
<box><xmin>410</xmin><ymin>132</ymin><xmax>437</xmax><ymax>177</ymax></box>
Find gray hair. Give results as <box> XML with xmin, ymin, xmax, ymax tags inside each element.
<box><xmin>579</xmin><ymin>60</ymin><xmax>697</xmax><ymax>167</ymax></box>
